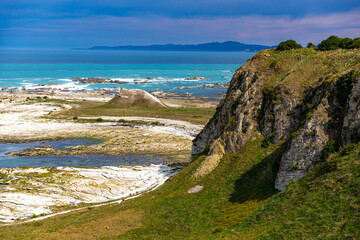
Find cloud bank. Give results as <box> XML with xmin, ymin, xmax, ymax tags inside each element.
<box><xmin>0</xmin><ymin>2</ymin><xmax>359</xmax><ymax>48</ymax></box>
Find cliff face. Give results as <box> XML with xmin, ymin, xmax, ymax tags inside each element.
<box><xmin>192</xmin><ymin>49</ymin><xmax>360</xmax><ymax>191</ymax></box>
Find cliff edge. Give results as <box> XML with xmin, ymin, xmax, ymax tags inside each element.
<box><xmin>192</xmin><ymin>48</ymin><xmax>360</xmax><ymax>191</ymax></box>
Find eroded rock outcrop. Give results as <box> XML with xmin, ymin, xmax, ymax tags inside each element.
<box><xmin>275</xmin><ymin>97</ymin><xmax>330</xmax><ymax>190</ymax></box>
<box><xmin>342</xmin><ymin>80</ymin><xmax>360</xmax><ymax>144</ymax></box>
<box><xmin>191</xmin><ymin>49</ymin><xmax>360</xmax><ymax>191</ymax></box>
<box><xmin>192</xmin><ymin>70</ymin><xmax>262</xmax><ymax>156</ymax></box>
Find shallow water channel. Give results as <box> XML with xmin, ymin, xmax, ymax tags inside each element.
<box><xmin>0</xmin><ymin>138</ymin><xmax>166</xmax><ymax>168</ymax></box>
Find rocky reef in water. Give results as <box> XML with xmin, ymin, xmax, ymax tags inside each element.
<box><xmin>71</xmin><ymin>77</ymin><xmax>128</xmax><ymax>84</ymax></box>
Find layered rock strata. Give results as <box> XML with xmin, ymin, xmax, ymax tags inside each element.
<box><xmin>192</xmin><ymin>49</ymin><xmax>360</xmax><ymax>191</ymax></box>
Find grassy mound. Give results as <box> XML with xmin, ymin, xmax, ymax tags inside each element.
<box><xmin>107</xmin><ymin>89</ymin><xmax>166</xmax><ymax>108</ymax></box>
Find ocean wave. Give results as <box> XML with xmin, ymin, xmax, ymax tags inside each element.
<box><xmin>61</xmin><ymin>77</ymin><xmax>202</xmax><ymax>83</ymax></box>
<box><xmin>21</xmin><ymin>82</ymin><xmax>35</xmax><ymax>86</ymax></box>
<box><xmin>110</xmin><ymin>77</ymin><xmax>202</xmax><ymax>82</ymax></box>
<box><xmin>213</xmin><ymin>69</ymin><xmax>233</xmax><ymax>73</ymax></box>
<box><xmin>58</xmin><ymin>78</ymin><xmax>73</xmax><ymax>82</ymax></box>
<box><xmin>23</xmin><ymin>82</ymin><xmax>89</xmax><ymax>91</ymax></box>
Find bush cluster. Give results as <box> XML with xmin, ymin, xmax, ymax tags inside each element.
<box><xmin>276</xmin><ymin>40</ymin><xmax>302</xmax><ymax>51</ymax></box>
<box><xmin>306</xmin><ymin>42</ymin><xmax>317</xmax><ymax>49</ymax></box>
<box><xmin>318</xmin><ymin>36</ymin><xmax>360</xmax><ymax>51</ymax></box>
<box><xmin>276</xmin><ymin>36</ymin><xmax>359</xmax><ymax>52</ymax></box>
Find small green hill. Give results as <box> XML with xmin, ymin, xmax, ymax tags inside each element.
<box><xmin>107</xmin><ymin>89</ymin><xmax>167</xmax><ymax>108</ymax></box>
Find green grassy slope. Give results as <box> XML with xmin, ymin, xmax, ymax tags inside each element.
<box><xmin>2</xmin><ymin>138</ymin><xmax>358</xmax><ymax>239</ymax></box>
<box><xmin>0</xmin><ymin>137</ymin><xmax>282</xmax><ymax>240</ymax></box>
<box><xmin>115</xmin><ymin>141</ymin><xmax>360</xmax><ymax>239</ymax></box>
<box><xmin>114</xmin><ymin>137</ymin><xmax>282</xmax><ymax>239</ymax></box>
<box><xmin>1</xmin><ymin>49</ymin><xmax>360</xmax><ymax>239</ymax></box>
<box><xmin>55</xmin><ymin>101</ymin><xmax>216</xmax><ymax>125</ymax></box>
<box><xmin>226</xmin><ymin>143</ymin><xmax>360</xmax><ymax>239</ymax></box>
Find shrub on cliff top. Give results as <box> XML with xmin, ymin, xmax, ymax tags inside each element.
<box><xmin>352</xmin><ymin>38</ymin><xmax>360</xmax><ymax>48</ymax></box>
<box><xmin>318</xmin><ymin>36</ymin><xmax>340</xmax><ymax>50</ymax></box>
<box><xmin>340</xmin><ymin>37</ymin><xmax>354</xmax><ymax>49</ymax></box>
<box><xmin>276</xmin><ymin>40</ymin><xmax>302</xmax><ymax>51</ymax></box>
<box><xmin>306</xmin><ymin>42</ymin><xmax>317</xmax><ymax>49</ymax></box>
<box><xmin>318</xmin><ymin>35</ymin><xmax>360</xmax><ymax>50</ymax></box>
<box><xmin>318</xmin><ymin>35</ymin><xmax>342</xmax><ymax>50</ymax></box>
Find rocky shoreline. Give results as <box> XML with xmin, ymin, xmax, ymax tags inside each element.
<box><xmin>0</xmin><ymin>165</ymin><xmax>178</xmax><ymax>223</ymax></box>
<box><xmin>0</xmin><ymin>75</ymin><xmax>228</xmax><ymax>101</ymax></box>
<box><xmin>0</xmin><ymin>88</ymin><xmax>214</xmax><ymax>223</ymax></box>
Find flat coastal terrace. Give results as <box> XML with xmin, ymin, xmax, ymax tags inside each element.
<box><xmin>0</xmin><ymin>89</ymin><xmax>217</xmax><ymax>223</ymax></box>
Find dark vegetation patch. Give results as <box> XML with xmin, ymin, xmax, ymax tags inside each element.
<box><xmin>306</xmin><ymin>42</ymin><xmax>317</xmax><ymax>49</ymax></box>
<box><xmin>321</xmin><ymin>70</ymin><xmax>360</xmax><ymax>159</ymax></box>
<box><xmin>318</xmin><ymin>35</ymin><xmax>360</xmax><ymax>51</ymax></box>
<box><xmin>276</xmin><ymin>35</ymin><xmax>360</xmax><ymax>52</ymax></box>
<box><xmin>335</xmin><ymin>70</ymin><xmax>360</xmax><ymax>107</ymax></box>
<box><xmin>276</xmin><ymin>40</ymin><xmax>302</xmax><ymax>51</ymax></box>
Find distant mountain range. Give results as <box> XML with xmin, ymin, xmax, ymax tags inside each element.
<box><xmin>83</xmin><ymin>41</ymin><xmax>275</xmax><ymax>52</ymax></box>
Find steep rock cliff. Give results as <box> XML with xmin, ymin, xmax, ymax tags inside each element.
<box><xmin>192</xmin><ymin>49</ymin><xmax>360</xmax><ymax>191</ymax></box>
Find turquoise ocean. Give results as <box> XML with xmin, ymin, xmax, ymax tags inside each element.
<box><xmin>0</xmin><ymin>49</ymin><xmax>257</xmax><ymax>167</ymax></box>
<box><xmin>0</xmin><ymin>49</ymin><xmax>256</xmax><ymax>98</ymax></box>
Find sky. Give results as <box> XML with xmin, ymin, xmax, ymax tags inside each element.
<box><xmin>0</xmin><ymin>0</ymin><xmax>360</xmax><ymax>49</ymax></box>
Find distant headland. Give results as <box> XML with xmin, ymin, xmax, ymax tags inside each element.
<box><xmin>79</xmin><ymin>41</ymin><xmax>275</xmax><ymax>52</ymax></box>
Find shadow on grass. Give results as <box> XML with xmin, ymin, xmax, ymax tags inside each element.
<box><xmin>229</xmin><ymin>143</ymin><xmax>287</xmax><ymax>203</ymax></box>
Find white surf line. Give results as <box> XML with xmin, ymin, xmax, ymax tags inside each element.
<box><xmin>0</xmin><ymin>166</ymin><xmax>178</xmax><ymax>227</ymax></box>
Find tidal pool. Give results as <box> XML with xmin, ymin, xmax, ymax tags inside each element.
<box><xmin>0</xmin><ymin>138</ymin><xmax>166</xmax><ymax>168</ymax></box>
